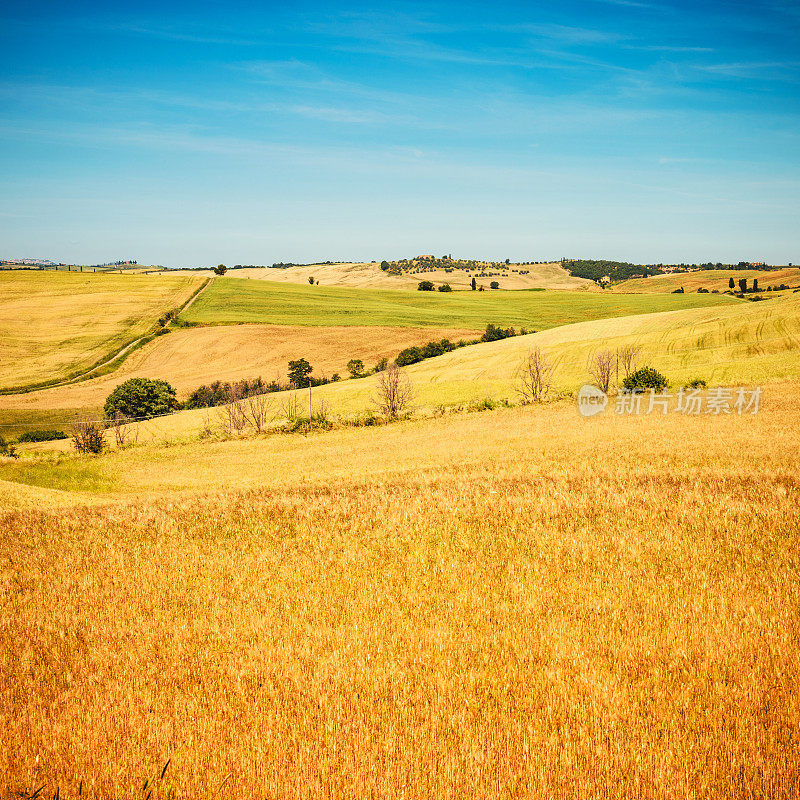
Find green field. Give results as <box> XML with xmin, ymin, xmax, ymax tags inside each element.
<box><xmin>181</xmin><ymin>278</ymin><xmax>741</xmax><ymax>330</ymax></box>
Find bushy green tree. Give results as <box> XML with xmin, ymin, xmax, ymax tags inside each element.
<box><xmin>417</xmin><ymin>280</ymin><xmax>435</xmax><ymax>291</ymax></box>
<box><xmin>438</xmin><ymin>283</ymin><xmax>452</xmax><ymax>292</ymax></box>
<box><xmin>622</xmin><ymin>367</ymin><xmax>668</xmax><ymax>392</ymax></box>
<box><xmin>214</xmin><ymin>264</ymin><xmax>227</xmax><ymax>275</ymax></box>
<box><xmin>288</xmin><ymin>358</ymin><xmax>313</xmax><ymax>387</ymax></box>
<box><xmin>0</xmin><ymin>434</ymin><xmax>18</xmax><ymax>459</ymax></box>
<box><xmin>347</xmin><ymin>359</ymin><xmax>364</xmax><ymax>378</ymax></box>
<box><xmin>104</xmin><ymin>378</ymin><xmax>179</xmax><ymax>420</ymax></box>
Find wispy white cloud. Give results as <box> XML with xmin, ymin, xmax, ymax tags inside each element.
<box><xmin>112</xmin><ymin>22</ymin><xmax>262</xmax><ymax>46</ymax></box>
<box><xmin>698</xmin><ymin>60</ymin><xmax>800</xmax><ymax>80</ymax></box>
<box><xmin>589</xmin><ymin>0</ymin><xmax>664</xmax><ymax>9</ymax></box>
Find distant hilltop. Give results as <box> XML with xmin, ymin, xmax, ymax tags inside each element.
<box><xmin>1</xmin><ymin>258</ymin><xmax>140</xmax><ymax>269</ymax></box>
<box><xmin>1</xmin><ymin>257</ymin><xmax>59</xmax><ymax>266</ymax></box>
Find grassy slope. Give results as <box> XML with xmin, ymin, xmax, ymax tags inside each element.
<box><xmin>181</xmin><ymin>277</ymin><xmax>739</xmax><ymax>329</ymax></box>
<box><xmin>2</xmin><ymin>390</ymin><xmax>798</xmax><ymax>797</ymax></box>
<box><xmin>612</xmin><ymin>267</ymin><xmax>800</xmax><ymax>294</ymax></box>
<box><xmin>0</xmin><ymin>271</ymin><xmax>202</xmax><ymax>390</ymax></box>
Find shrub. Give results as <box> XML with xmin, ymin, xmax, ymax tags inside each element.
<box><xmin>395</xmin><ymin>346</ymin><xmax>423</xmax><ymax>367</ymax></box>
<box><xmin>490</xmin><ymin>281</ymin><xmax>500</xmax><ymax>289</ymax></box>
<box><xmin>104</xmin><ymin>378</ymin><xmax>179</xmax><ymax>421</ymax></box>
<box><xmin>17</xmin><ymin>430</ymin><xmax>68</xmax><ymax>443</ymax></box>
<box><xmin>0</xmin><ymin>434</ymin><xmax>18</xmax><ymax>459</ymax></box>
<box><xmin>469</xmin><ymin>398</ymin><xmax>498</xmax><ymax>412</ymax></box>
<box><xmin>481</xmin><ymin>323</ymin><xmax>515</xmax><ymax>342</ymax></box>
<box><xmin>684</xmin><ymin>378</ymin><xmax>707</xmax><ymax>389</ymax></box>
<box><xmin>623</xmin><ymin>367</ymin><xmax>668</xmax><ymax>392</ymax></box>
<box><xmin>422</xmin><ymin>339</ymin><xmax>455</xmax><ymax>359</ymax></box>
<box><xmin>347</xmin><ymin>359</ymin><xmax>364</xmax><ymax>378</ymax></box>
<box><xmin>438</xmin><ymin>283</ymin><xmax>452</xmax><ymax>292</ymax></box>
<box><xmin>72</xmin><ymin>418</ymin><xmax>105</xmax><ymax>454</ymax></box>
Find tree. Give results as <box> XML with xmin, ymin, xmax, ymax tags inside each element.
<box><xmin>739</xmin><ymin>278</ymin><xmax>748</xmax><ymax>292</ymax></box>
<box><xmin>72</xmin><ymin>416</ymin><xmax>105</xmax><ymax>454</ymax></box>
<box><xmin>104</xmin><ymin>378</ymin><xmax>178</xmax><ymax>421</ymax></box>
<box><xmin>587</xmin><ymin>349</ymin><xmax>615</xmax><ymax>393</ymax></box>
<box><xmin>729</xmin><ymin>277</ymin><xmax>735</xmax><ymax>289</ymax></box>
<box><xmin>214</xmin><ymin>264</ymin><xmax>227</xmax><ymax>275</ymax></box>
<box><xmin>380</xmin><ymin>261</ymin><xmax>391</xmax><ymax>271</ymax></box>
<box><xmin>616</xmin><ymin>344</ymin><xmax>641</xmax><ymax>381</ymax></box>
<box><xmin>417</xmin><ymin>280</ymin><xmax>434</xmax><ymax>291</ymax></box>
<box><xmin>481</xmin><ymin>323</ymin><xmax>513</xmax><ymax>342</ymax></box>
<box><xmin>308</xmin><ymin>276</ymin><xmax>315</xmax><ymax>284</ymax></box>
<box><xmin>395</xmin><ymin>346</ymin><xmax>423</xmax><ymax>367</ymax></box>
<box><xmin>490</xmin><ymin>281</ymin><xmax>499</xmax><ymax>289</ymax></box>
<box><xmin>0</xmin><ymin>434</ymin><xmax>18</xmax><ymax>459</ymax></box>
<box><xmin>623</xmin><ymin>367</ymin><xmax>668</xmax><ymax>392</ymax></box>
<box><xmin>347</xmin><ymin>358</ymin><xmax>364</xmax><ymax>378</ymax></box>
<box><xmin>288</xmin><ymin>358</ymin><xmax>313</xmax><ymax>388</ymax></box>
<box><xmin>471</xmin><ymin>277</ymin><xmax>477</xmax><ymax>290</ymax></box>
<box><xmin>753</xmin><ymin>278</ymin><xmax>759</xmax><ymax>292</ymax></box>
<box><xmin>373</xmin><ymin>363</ymin><xmax>413</xmax><ymax>418</ymax></box>
<box><xmin>438</xmin><ymin>283</ymin><xmax>452</xmax><ymax>292</ymax></box>
<box><xmin>516</xmin><ymin>347</ymin><xmax>553</xmax><ymax>403</ymax></box>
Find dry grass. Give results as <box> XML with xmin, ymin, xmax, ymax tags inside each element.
<box><xmin>1</xmin><ymin>386</ymin><xmax>799</xmax><ymax>798</ymax></box>
<box><xmin>161</xmin><ymin>262</ymin><xmax>593</xmax><ymax>291</ymax></box>
<box><xmin>0</xmin><ymin>272</ymin><xmax>202</xmax><ymax>391</ymax></box>
<box><xmin>0</xmin><ymin>325</ymin><xmax>480</xmax><ymax>411</ymax></box>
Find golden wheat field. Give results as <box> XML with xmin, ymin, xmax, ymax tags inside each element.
<box><xmin>0</xmin><ymin>272</ymin><xmax>203</xmax><ymax>391</ymax></box>
<box><xmin>2</xmin><ymin>384</ymin><xmax>799</xmax><ymax>798</ymax></box>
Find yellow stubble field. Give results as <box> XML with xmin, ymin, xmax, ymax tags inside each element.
<box><xmin>2</xmin><ymin>383</ymin><xmax>799</xmax><ymax>798</ymax></box>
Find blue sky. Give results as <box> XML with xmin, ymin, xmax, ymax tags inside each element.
<box><xmin>1</xmin><ymin>0</ymin><xmax>798</xmax><ymax>266</ymax></box>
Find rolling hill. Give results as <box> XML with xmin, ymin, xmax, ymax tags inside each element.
<box><xmin>11</xmin><ymin>290</ymin><xmax>797</xmax><ymax>448</ymax></box>
<box><xmin>159</xmin><ymin>261</ymin><xmax>595</xmax><ymax>291</ymax></box>
<box><xmin>612</xmin><ymin>267</ymin><xmax>800</xmax><ymax>294</ymax></box>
